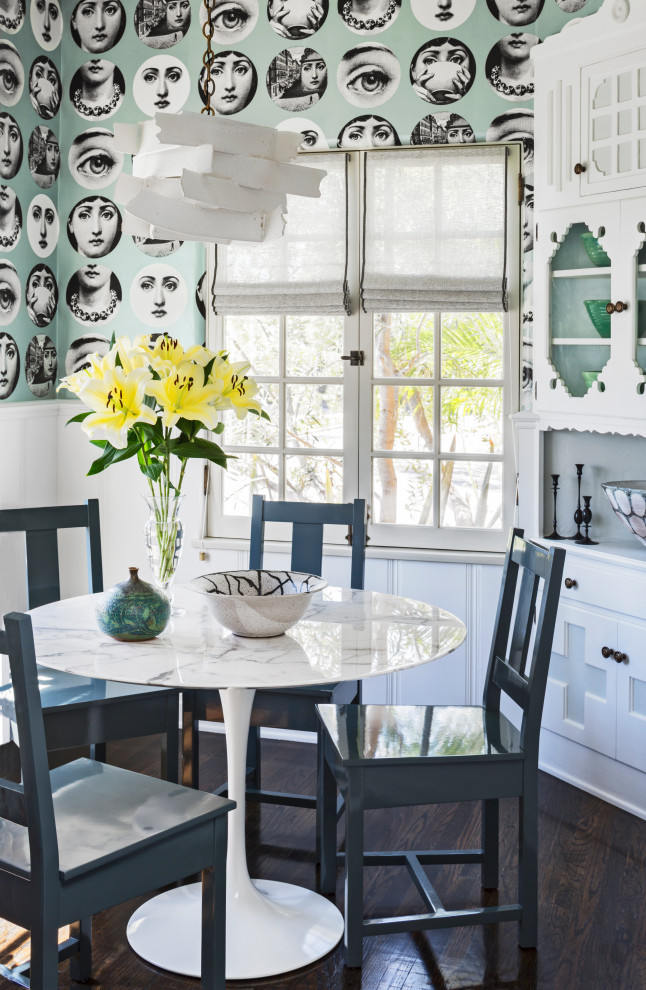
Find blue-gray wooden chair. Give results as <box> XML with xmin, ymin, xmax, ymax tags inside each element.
<box><xmin>317</xmin><ymin>529</ymin><xmax>566</xmax><ymax>966</ymax></box>
<box><xmin>184</xmin><ymin>495</ymin><xmax>366</xmax><ymax>853</ymax></box>
<box><xmin>0</xmin><ymin>502</ymin><xmax>180</xmax><ymax>781</ymax></box>
<box><xmin>0</xmin><ymin>611</ymin><xmax>233</xmax><ymax>990</ymax></box>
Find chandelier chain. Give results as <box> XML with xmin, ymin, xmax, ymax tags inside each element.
<box><xmin>202</xmin><ymin>0</ymin><xmax>216</xmax><ymax>115</ymax></box>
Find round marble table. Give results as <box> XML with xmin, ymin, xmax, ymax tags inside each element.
<box><xmin>29</xmin><ymin>583</ymin><xmax>466</xmax><ymax>980</ymax></box>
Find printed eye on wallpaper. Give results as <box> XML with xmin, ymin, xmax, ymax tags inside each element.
<box><xmin>337</xmin><ymin>44</ymin><xmax>399</xmax><ymax>107</ymax></box>
<box><xmin>26</xmin><ymin>264</ymin><xmax>57</xmax><ymax>327</ymax></box>
<box><xmin>68</xmin><ymin>127</ymin><xmax>124</xmax><ymax>188</ymax></box>
<box><xmin>30</xmin><ymin>0</ymin><xmax>63</xmax><ymax>51</ymax></box>
<box><xmin>0</xmin><ymin>41</ymin><xmax>25</xmax><ymax>106</ymax></box>
<box><xmin>27</xmin><ymin>195</ymin><xmax>58</xmax><ymax>256</ymax></box>
<box><xmin>199</xmin><ymin>0</ymin><xmax>258</xmax><ymax>44</ymax></box>
<box><xmin>25</xmin><ymin>333</ymin><xmax>57</xmax><ymax>397</ymax></box>
<box><xmin>28</xmin><ymin>125</ymin><xmax>59</xmax><ymax>187</ymax></box>
<box><xmin>70</xmin><ymin>60</ymin><xmax>125</xmax><ymax>118</ymax></box>
<box><xmin>134</xmin><ymin>0</ymin><xmax>192</xmax><ymax>49</ymax></box>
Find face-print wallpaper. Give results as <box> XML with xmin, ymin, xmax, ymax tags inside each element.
<box><xmin>0</xmin><ymin>0</ymin><xmax>603</xmax><ymax>405</ymax></box>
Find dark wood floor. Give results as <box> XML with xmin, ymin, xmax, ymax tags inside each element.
<box><xmin>1</xmin><ymin>732</ymin><xmax>645</xmax><ymax>990</ymax></box>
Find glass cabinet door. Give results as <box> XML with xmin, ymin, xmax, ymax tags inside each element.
<box><xmin>549</xmin><ymin>220</ymin><xmax>612</xmax><ymax>398</ymax></box>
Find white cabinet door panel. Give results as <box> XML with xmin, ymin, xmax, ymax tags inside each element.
<box><xmin>616</xmin><ymin>618</ymin><xmax>646</xmax><ymax>773</ymax></box>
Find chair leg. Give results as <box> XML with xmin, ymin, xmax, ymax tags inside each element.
<box><xmin>481</xmin><ymin>798</ymin><xmax>499</xmax><ymax>889</ymax></box>
<box><xmin>182</xmin><ymin>690</ymin><xmax>199</xmax><ymax>789</ymax></box>
<box><xmin>89</xmin><ymin>742</ymin><xmax>107</xmax><ymax>763</ymax></box>
<box><xmin>28</xmin><ymin>921</ymin><xmax>60</xmax><ymax>990</ymax></box>
<box><xmin>162</xmin><ymin>695</ymin><xmax>180</xmax><ymax>783</ymax></box>
<box><xmin>69</xmin><ymin>917</ymin><xmax>92</xmax><ymax>982</ymax></box>
<box><xmin>319</xmin><ymin>738</ymin><xmax>337</xmax><ymax>893</ymax></box>
<box><xmin>343</xmin><ymin>775</ymin><xmax>364</xmax><ymax>969</ymax></box>
<box><xmin>201</xmin><ymin>816</ymin><xmax>228</xmax><ymax>990</ymax></box>
<box><xmin>518</xmin><ymin>781</ymin><xmax>538</xmax><ymax>948</ymax></box>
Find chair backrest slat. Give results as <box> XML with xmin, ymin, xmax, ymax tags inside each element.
<box><xmin>4</xmin><ymin>612</ymin><xmax>59</xmax><ymax>881</ymax></box>
<box><xmin>0</xmin><ymin>779</ymin><xmax>27</xmax><ymax>826</ymax></box>
<box><xmin>0</xmin><ymin>501</ymin><xmax>103</xmax><ymax>607</ymax></box>
<box><xmin>249</xmin><ymin>496</ymin><xmax>366</xmax><ymax>590</ymax></box>
<box><xmin>483</xmin><ymin>529</ymin><xmax>565</xmax><ymax>756</ymax></box>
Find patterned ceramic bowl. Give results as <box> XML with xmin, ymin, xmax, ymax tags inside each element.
<box><xmin>190</xmin><ymin>570</ymin><xmax>328</xmax><ymax>637</ymax></box>
<box><xmin>601</xmin><ymin>482</ymin><xmax>646</xmax><ymax>548</ymax></box>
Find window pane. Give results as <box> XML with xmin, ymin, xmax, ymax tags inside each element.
<box><xmin>372</xmin><ymin>457</ymin><xmax>433</xmax><ymax>526</ymax></box>
<box><xmin>223</xmin><ymin>315</ymin><xmax>279</xmax><ymax>377</ymax></box>
<box><xmin>441</xmin><ymin>461</ymin><xmax>502</xmax><ymax>529</ymax></box>
<box><xmin>373</xmin><ymin>385</ymin><xmax>434</xmax><ymax>452</ymax></box>
<box><xmin>440</xmin><ymin>386</ymin><xmax>503</xmax><ymax>454</ymax></box>
<box><xmin>222</xmin><ymin>454</ymin><xmax>279</xmax><ymax>516</ymax></box>
<box><xmin>440</xmin><ymin>312</ymin><xmax>503</xmax><ymax>380</ymax></box>
<box><xmin>286</xmin><ymin>315</ymin><xmax>344</xmax><ymax>377</ymax></box>
<box><xmin>285</xmin><ymin>455</ymin><xmax>343</xmax><ymax>503</ymax></box>
<box><xmin>222</xmin><ymin>384</ymin><xmax>279</xmax><ymax>446</ymax></box>
<box><xmin>374</xmin><ymin>313</ymin><xmax>434</xmax><ymax>379</ymax></box>
<box><xmin>286</xmin><ymin>384</ymin><xmax>344</xmax><ymax>449</ymax></box>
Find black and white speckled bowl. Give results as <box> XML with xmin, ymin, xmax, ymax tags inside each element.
<box><xmin>601</xmin><ymin>481</ymin><xmax>646</xmax><ymax>548</ymax></box>
<box><xmin>190</xmin><ymin>569</ymin><xmax>328</xmax><ymax>637</ymax></box>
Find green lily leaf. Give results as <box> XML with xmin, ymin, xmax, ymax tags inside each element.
<box><xmin>66</xmin><ymin>410</ymin><xmax>92</xmax><ymax>425</ymax></box>
<box><xmin>87</xmin><ymin>441</ymin><xmax>143</xmax><ymax>476</ymax></box>
<box><xmin>171</xmin><ymin>437</ymin><xmax>229</xmax><ymax>468</ymax></box>
<box><xmin>139</xmin><ymin>460</ymin><xmax>164</xmax><ymax>481</ymax></box>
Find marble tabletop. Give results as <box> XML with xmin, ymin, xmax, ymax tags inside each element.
<box><xmin>29</xmin><ymin>584</ymin><xmax>466</xmax><ymax>690</ymax></box>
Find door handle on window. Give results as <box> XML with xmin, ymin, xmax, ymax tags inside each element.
<box><xmin>341</xmin><ymin>351</ymin><xmax>365</xmax><ymax>366</ymax></box>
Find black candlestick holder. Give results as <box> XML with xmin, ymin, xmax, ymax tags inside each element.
<box><xmin>569</xmin><ymin>463</ymin><xmax>585</xmax><ymax>542</ymax></box>
<box><xmin>545</xmin><ymin>474</ymin><xmax>565</xmax><ymax>540</ymax></box>
<box><xmin>579</xmin><ymin>494</ymin><xmax>599</xmax><ymax>545</ymax></box>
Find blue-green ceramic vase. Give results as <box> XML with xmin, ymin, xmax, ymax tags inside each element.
<box><xmin>95</xmin><ymin>567</ymin><xmax>171</xmax><ymax>641</ymax></box>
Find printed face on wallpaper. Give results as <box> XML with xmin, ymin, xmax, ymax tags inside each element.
<box><xmin>30</xmin><ymin>0</ymin><xmax>63</xmax><ymax>51</ymax></box>
<box><xmin>267</xmin><ymin>0</ymin><xmax>327</xmax><ymax>41</ymax></box>
<box><xmin>71</xmin><ymin>0</ymin><xmax>126</xmax><ymax>53</ymax></box>
<box><xmin>68</xmin><ymin>127</ymin><xmax>124</xmax><ymax>189</ymax></box>
<box><xmin>0</xmin><ymin>186</ymin><xmax>22</xmax><ymax>252</ymax></box>
<box><xmin>28</xmin><ymin>126</ymin><xmax>60</xmax><ymax>189</ymax></box>
<box><xmin>130</xmin><ymin>265</ymin><xmax>187</xmax><ymax>327</ymax></box>
<box><xmin>70</xmin><ymin>60</ymin><xmax>125</xmax><ymax>119</ymax></box>
<box><xmin>276</xmin><ymin>116</ymin><xmax>327</xmax><ymax>150</ymax></box>
<box><xmin>67</xmin><ymin>196</ymin><xmax>122</xmax><ymax>258</ymax></box>
<box><xmin>486</xmin><ymin>0</ymin><xmax>544</xmax><ymax>26</ymax></box>
<box><xmin>410</xmin><ymin>0</ymin><xmax>476</xmax><ymax>30</ymax></box>
<box><xmin>410</xmin><ymin>38</ymin><xmax>475</xmax><ymax>105</ymax></box>
<box><xmin>134</xmin><ymin>55</ymin><xmax>190</xmax><ymax>115</ymax></box>
<box><xmin>27</xmin><ymin>194</ymin><xmax>59</xmax><ymax>257</ymax></box>
<box><xmin>0</xmin><ymin>332</ymin><xmax>19</xmax><ymax>400</ymax></box>
<box><xmin>201</xmin><ymin>0</ymin><xmax>258</xmax><ymax>43</ymax></box>
<box><xmin>0</xmin><ymin>0</ymin><xmax>25</xmax><ymax>33</ymax></box>
<box><xmin>199</xmin><ymin>52</ymin><xmax>257</xmax><ymax>114</ymax></box>
<box><xmin>67</xmin><ymin>264</ymin><xmax>122</xmax><ymax>325</ymax></box>
<box><xmin>268</xmin><ymin>48</ymin><xmax>327</xmax><ymax>112</ymax></box>
<box><xmin>26</xmin><ymin>334</ymin><xmax>57</xmax><ymax>397</ymax></box>
<box><xmin>0</xmin><ymin>42</ymin><xmax>25</xmax><ymax>107</ymax></box>
<box><xmin>0</xmin><ymin>114</ymin><xmax>22</xmax><ymax>180</ymax></box>
<box><xmin>26</xmin><ymin>264</ymin><xmax>58</xmax><ymax>328</ymax></box>
<box><xmin>0</xmin><ymin>262</ymin><xmax>20</xmax><ymax>328</ymax></box>
<box><xmin>135</xmin><ymin>0</ymin><xmax>192</xmax><ymax>49</ymax></box>
<box><xmin>29</xmin><ymin>56</ymin><xmax>62</xmax><ymax>119</ymax></box>
<box><xmin>337</xmin><ymin>114</ymin><xmax>399</xmax><ymax>148</ymax></box>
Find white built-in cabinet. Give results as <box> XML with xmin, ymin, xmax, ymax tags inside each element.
<box><xmin>522</xmin><ymin>0</ymin><xmax>646</xmax><ymax>819</ymax></box>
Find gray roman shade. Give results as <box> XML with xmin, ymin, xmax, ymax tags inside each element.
<box><xmin>361</xmin><ymin>145</ymin><xmax>509</xmax><ymax>314</ymax></box>
<box><xmin>213</xmin><ymin>153</ymin><xmax>349</xmax><ymax>315</ymax></box>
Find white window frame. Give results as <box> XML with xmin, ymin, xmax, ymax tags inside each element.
<box><xmin>205</xmin><ymin>143</ymin><xmax>522</xmax><ymax>554</ymax></box>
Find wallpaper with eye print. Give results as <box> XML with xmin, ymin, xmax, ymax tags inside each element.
<box><xmin>1</xmin><ymin>0</ymin><xmax>605</xmax><ymax>405</ymax></box>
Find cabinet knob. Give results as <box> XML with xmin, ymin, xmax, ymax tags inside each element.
<box><xmin>613</xmin><ymin>651</ymin><xmax>627</xmax><ymax>664</ymax></box>
<box><xmin>606</xmin><ymin>301</ymin><xmax>628</xmax><ymax>314</ymax></box>
<box><xmin>601</xmin><ymin>646</ymin><xmax>613</xmax><ymax>659</ymax></box>
<box><xmin>564</xmin><ymin>577</ymin><xmax>577</xmax><ymax>589</ymax></box>
<box><xmin>574</xmin><ymin>163</ymin><xmax>587</xmax><ymax>175</ymax></box>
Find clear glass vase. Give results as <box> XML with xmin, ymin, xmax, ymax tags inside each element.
<box><xmin>143</xmin><ymin>493</ymin><xmax>185</xmax><ymax>602</ymax></box>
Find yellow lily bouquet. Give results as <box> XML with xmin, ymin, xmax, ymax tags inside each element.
<box><xmin>58</xmin><ymin>332</ymin><xmax>266</xmax><ymax>592</ymax></box>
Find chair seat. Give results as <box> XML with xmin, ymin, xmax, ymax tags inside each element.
<box><xmin>317</xmin><ymin>704</ymin><xmax>523</xmax><ymax>766</ymax></box>
<box><xmin>0</xmin><ymin>757</ymin><xmax>231</xmax><ymax>882</ymax></box>
<box><xmin>0</xmin><ymin>668</ymin><xmax>175</xmax><ymax>720</ymax></box>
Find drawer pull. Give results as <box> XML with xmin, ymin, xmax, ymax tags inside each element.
<box><xmin>564</xmin><ymin>577</ymin><xmax>577</xmax><ymax>589</ymax></box>
<box><xmin>573</xmin><ymin>162</ymin><xmax>586</xmax><ymax>175</ymax></box>
<box><xmin>613</xmin><ymin>651</ymin><xmax>627</xmax><ymax>664</ymax></box>
<box><xmin>601</xmin><ymin>646</ymin><xmax>613</xmax><ymax>659</ymax></box>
